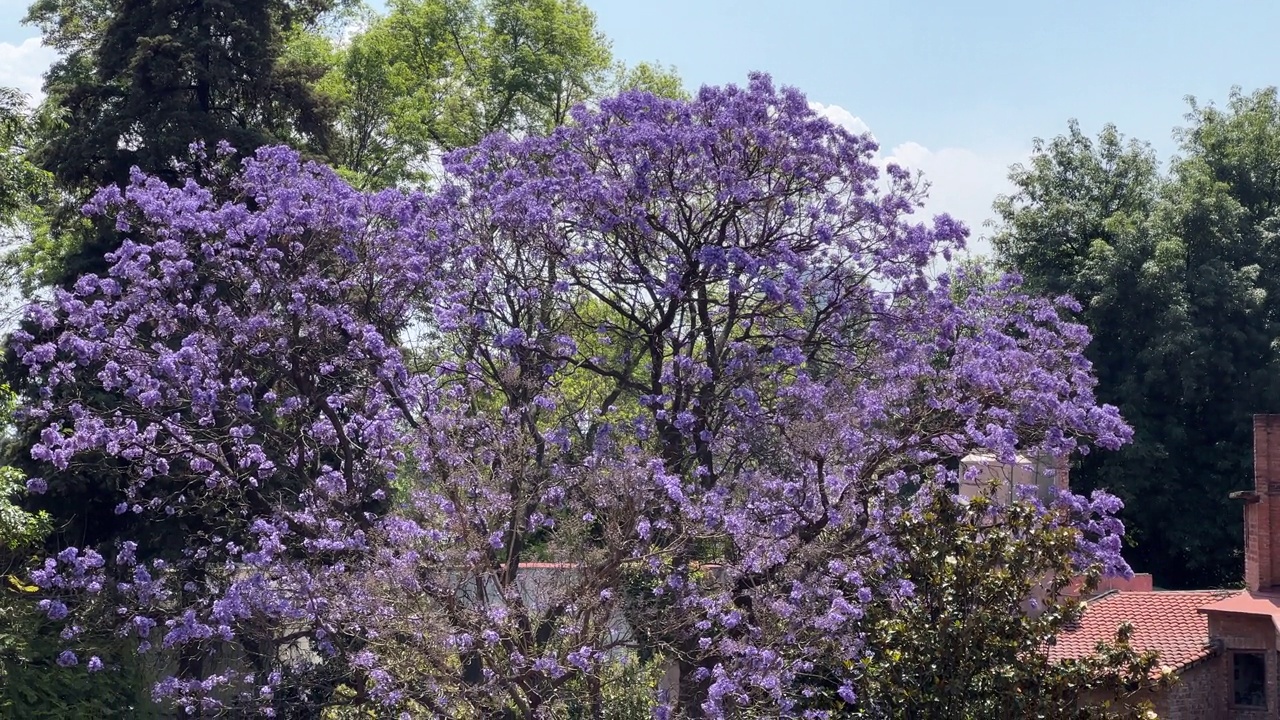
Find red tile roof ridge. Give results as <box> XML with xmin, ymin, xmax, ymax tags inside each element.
<box><xmin>1048</xmin><ymin>588</ymin><xmax>1237</xmax><ymax>670</ymax></box>
<box><xmin>1090</xmin><ymin>589</ymin><xmax>1238</xmax><ymax>595</ymax></box>
<box><xmin>1076</xmin><ymin>588</ymin><xmax>1239</xmax><ymax>609</ymax></box>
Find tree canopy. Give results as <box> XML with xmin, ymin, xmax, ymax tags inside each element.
<box><xmin>320</xmin><ymin>0</ymin><xmax>679</xmax><ymax>188</ymax></box>
<box><xmin>26</xmin><ymin>0</ymin><xmax>342</xmax><ymax>190</ymax></box>
<box><xmin>992</xmin><ymin>89</ymin><xmax>1280</xmax><ymax>588</ymax></box>
<box><xmin>9</xmin><ymin>76</ymin><xmax>1134</xmax><ymax>718</ymax></box>
<box><xmin>0</xmin><ymin>0</ymin><xmax>1171</xmax><ymax>714</ymax></box>
<box><xmin>13</xmin><ymin>0</ymin><xmax>347</xmax><ymax>295</ymax></box>
<box><xmin>0</xmin><ymin>87</ymin><xmax>54</xmax><ymax>305</ymax></box>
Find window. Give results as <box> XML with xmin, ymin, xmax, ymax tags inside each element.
<box><xmin>1233</xmin><ymin>652</ymin><xmax>1266</xmax><ymax>707</ymax></box>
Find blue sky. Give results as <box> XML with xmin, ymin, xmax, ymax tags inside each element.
<box><xmin>592</xmin><ymin>0</ymin><xmax>1280</xmax><ymax>157</ymax></box>
<box><xmin>5</xmin><ymin>0</ymin><xmax>1280</xmax><ymax>245</ymax></box>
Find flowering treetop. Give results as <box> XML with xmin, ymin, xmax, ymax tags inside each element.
<box><xmin>14</xmin><ymin>74</ymin><xmax>1130</xmax><ymax>718</ymax></box>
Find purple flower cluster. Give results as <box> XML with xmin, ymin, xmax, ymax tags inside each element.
<box><xmin>15</xmin><ymin>76</ymin><xmax>1132</xmax><ymax>717</ymax></box>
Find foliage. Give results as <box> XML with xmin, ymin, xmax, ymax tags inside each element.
<box><xmin>832</xmin><ymin>482</ymin><xmax>1166</xmax><ymax>718</ymax></box>
<box><xmin>0</xmin><ymin>88</ymin><xmax>49</xmax><ymax>236</ymax></box>
<box><xmin>613</xmin><ymin>61</ymin><xmax>688</xmax><ymax>101</ymax></box>
<box><xmin>25</xmin><ymin>0</ymin><xmax>344</xmax><ymax>188</ymax></box>
<box><xmin>0</xmin><ymin>383</ymin><xmax>48</xmax><ymax>567</ymax></box>
<box><xmin>0</xmin><ymin>87</ymin><xmax>55</xmax><ymax>307</ymax></box>
<box><xmin>992</xmin><ymin>120</ymin><xmax>1162</xmax><ymax>300</ymax></box>
<box><xmin>992</xmin><ymin>89</ymin><xmax>1280</xmax><ymax>588</ymax></box>
<box><xmin>0</xmin><ymin>469</ymin><xmax>49</xmax><ymax>568</ymax></box>
<box><xmin>321</xmin><ymin>0</ymin><xmax>679</xmax><ymax>188</ymax></box>
<box><xmin>20</xmin><ymin>0</ymin><xmax>347</xmax><ymax>288</ymax></box>
<box><xmin>0</xmin><ymin>603</ymin><xmax>163</xmax><ymax>720</ymax></box>
<box><xmin>323</xmin><ymin>651</ymin><xmax>667</xmax><ymax>720</ymax></box>
<box><xmin>0</xmin><ymin>375</ymin><xmax>160</xmax><ymax>719</ymax></box>
<box><xmin>12</xmin><ymin>77</ymin><xmax>1131</xmax><ymax>718</ymax></box>
<box><xmin>549</xmin><ymin>654</ymin><xmax>668</xmax><ymax>720</ymax></box>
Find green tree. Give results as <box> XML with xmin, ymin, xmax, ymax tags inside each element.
<box><xmin>322</xmin><ymin>0</ymin><xmax>679</xmax><ymax>187</ymax></box>
<box><xmin>613</xmin><ymin>61</ymin><xmax>688</xmax><ymax>100</ymax></box>
<box><xmin>27</xmin><ymin>0</ymin><xmax>343</xmax><ymax>188</ymax></box>
<box><xmin>0</xmin><ymin>88</ymin><xmax>47</xmax><ymax>232</ymax></box>
<box><xmin>825</xmin><ymin>484</ymin><xmax>1167</xmax><ymax>718</ymax></box>
<box><xmin>0</xmin><ymin>87</ymin><xmax>55</xmax><ymax>307</ymax></box>
<box><xmin>993</xmin><ymin>90</ymin><xmax>1280</xmax><ymax>588</ymax></box>
<box><xmin>22</xmin><ymin>0</ymin><xmax>348</xmax><ymax>286</ymax></box>
<box><xmin>992</xmin><ymin>120</ymin><xmax>1163</xmax><ymax>299</ymax></box>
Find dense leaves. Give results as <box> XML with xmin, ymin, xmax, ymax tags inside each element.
<box><xmin>0</xmin><ymin>87</ymin><xmax>54</xmax><ymax>308</ymax></box>
<box><xmin>26</xmin><ymin>0</ymin><xmax>342</xmax><ymax>189</ymax></box>
<box><xmin>319</xmin><ymin>0</ymin><xmax>679</xmax><ymax>188</ymax></box>
<box><xmin>19</xmin><ymin>0</ymin><xmax>347</xmax><ymax>290</ymax></box>
<box><xmin>10</xmin><ymin>77</ymin><xmax>1134</xmax><ymax>717</ymax></box>
<box><xmin>842</xmin><ymin>483</ymin><xmax>1164</xmax><ymax>719</ymax></box>
<box><xmin>993</xmin><ymin>89</ymin><xmax>1280</xmax><ymax>588</ymax></box>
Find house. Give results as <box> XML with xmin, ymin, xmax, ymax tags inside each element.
<box><xmin>1049</xmin><ymin>589</ymin><xmax>1235</xmax><ymax>716</ymax></box>
<box><xmin>1051</xmin><ymin>415</ymin><xmax>1280</xmax><ymax>718</ymax></box>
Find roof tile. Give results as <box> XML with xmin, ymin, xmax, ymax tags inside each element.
<box><xmin>1047</xmin><ymin>590</ymin><xmax>1238</xmax><ymax>669</ymax></box>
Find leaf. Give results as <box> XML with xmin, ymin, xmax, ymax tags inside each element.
<box><xmin>6</xmin><ymin>574</ymin><xmax>38</xmax><ymax>593</ymax></box>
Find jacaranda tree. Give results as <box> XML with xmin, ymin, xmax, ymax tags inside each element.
<box><xmin>11</xmin><ymin>75</ymin><xmax>1132</xmax><ymax>718</ymax></box>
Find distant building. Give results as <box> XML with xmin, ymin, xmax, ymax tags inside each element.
<box><xmin>959</xmin><ymin>451</ymin><xmax>1068</xmax><ymax>504</ymax></box>
<box><xmin>1051</xmin><ymin>415</ymin><xmax>1280</xmax><ymax>719</ymax></box>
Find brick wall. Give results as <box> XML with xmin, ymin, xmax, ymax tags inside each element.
<box><xmin>1246</xmin><ymin>415</ymin><xmax>1280</xmax><ymax>591</ymax></box>
<box><xmin>1156</xmin><ymin>656</ymin><xmax>1225</xmax><ymax>720</ymax></box>
<box><xmin>1134</xmin><ymin>612</ymin><xmax>1280</xmax><ymax>719</ymax></box>
<box><xmin>1206</xmin><ymin>613</ymin><xmax>1278</xmax><ymax>719</ymax></box>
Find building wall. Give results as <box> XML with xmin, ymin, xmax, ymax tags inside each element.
<box><xmin>1153</xmin><ymin>657</ymin><xmax>1225</xmax><ymax>720</ymax></box>
<box><xmin>1205</xmin><ymin>613</ymin><xmax>1279</xmax><ymax>719</ymax></box>
<box><xmin>1246</xmin><ymin>415</ymin><xmax>1280</xmax><ymax>592</ymax></box>
<box><xmin>1126</xmin><ymin>613</ymin><xmax>1280</xmax><ymax>719</ymax></box>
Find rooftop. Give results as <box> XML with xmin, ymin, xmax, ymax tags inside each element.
<box><xmin>1048</xmin><ymin>590</ymin><xmax>1238</xmax><ymax>670</ymax></box>
<box><xmin>1199</xmin><ymin>590</ymin><xmax>1280</xmax><ymax>631</ymax></box>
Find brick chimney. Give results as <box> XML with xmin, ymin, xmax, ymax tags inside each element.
<box><xmin>1239</xmin><ymin>415</ymin><xmax>1280</xmax><ymax>592</ymax></box>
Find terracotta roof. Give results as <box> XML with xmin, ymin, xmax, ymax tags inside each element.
<box><xmin>1200</xmin><ymin>590</ymin><xmax>1280</xmax><ymax>632</ymax></box>
<box><xmin>1047</xmin><ymin>590</ymin><xmax>1238</xmax><ymax>670</ymax></box>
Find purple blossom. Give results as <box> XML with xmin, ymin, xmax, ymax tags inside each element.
<box><xmin>38</xmin><ymin>599</ymin><xmax>68</xmax><ymax>620</ymax></box>
<box><xmin>13</xmin><ymin>77</ymin><xmax>1134</xmax><ymax>718</ymax></box>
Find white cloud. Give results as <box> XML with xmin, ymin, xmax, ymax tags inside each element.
<box><xmin>808</xmin><ymin>101</ymin><xmax>872</xmax><ymax>138</ymax></box>
<box><xmin>811</xmin><ymin>101</ymin><xmax>1027</xmax><ymax>256</ymax></box>
<box><xmin>882</xmin><ymin>140</ymin><xmax>1027</xmax><ymax>254</ymax></box>
<box><xmin>0</xmin><ymin>36</ymin><xmax>57</xmax><ymax>103</ymax></box>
